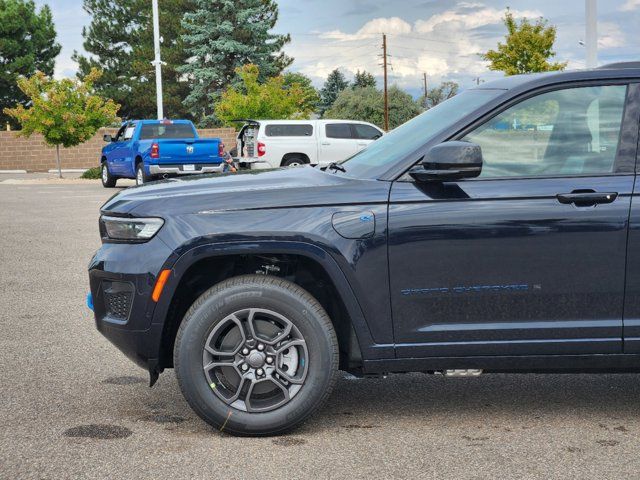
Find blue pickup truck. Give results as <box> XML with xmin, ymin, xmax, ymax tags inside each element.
<box><xmin>100</xmin><ymin>119</ymin><xmax>225</xmax><ymax>187</ymax></box>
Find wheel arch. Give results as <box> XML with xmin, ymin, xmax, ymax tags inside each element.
<box><xmin>280</xmin><ymin>153</ymin><xmax>310</xmax><ymax>166</ymax></box>
<box><xmin>153</xmin><ymin>241</ymin><xmax>378</xmax><ymax>373</ymax></box>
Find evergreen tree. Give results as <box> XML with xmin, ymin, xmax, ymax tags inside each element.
<box><xmin>319</xmin><ymin>69</ymin><xmax>349</xmax><ymax>117</ymax></box>
<box><xmin>73</xmin><ymin>0</ymin><xmax>195</xmax><ymax>120</ymax></box>
<box><xmin>180</xmin><ymin>0</ymin><xmax>292</xmax><ymax>126</ymax></box>
<box><xmin>0</xmin><ymin>0</ymin><xmax>61</xmax><ymax>128</ymax></box>
<box><xmin>352</xmin><ymin>70</ymin><xmax>376</xmax><ymax>89</ymax></box>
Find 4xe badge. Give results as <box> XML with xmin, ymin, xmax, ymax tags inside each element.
<box><xmin>186</xmin><ymin>145</ymin><xmax>194</xmax><ymax>154</ymax></box>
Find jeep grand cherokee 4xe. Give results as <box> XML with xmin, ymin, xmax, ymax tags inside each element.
<box><xmin>88</xmin><ymin>63</ymin><xmax>640</xmax><ymax>436</ymax></box>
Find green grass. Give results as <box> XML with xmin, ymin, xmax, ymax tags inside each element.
<box><xmin>81</xmin><ymin>166</ymin><xmax>101</xmax><ymax>179</ymax></box>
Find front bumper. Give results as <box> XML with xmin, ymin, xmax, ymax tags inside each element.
<box><xmin>88</xmin><ymin>238</ymin><xmax>175</xmax><ymax>372</ymax></box>
<box><xmin>149</xmin><ymin>163</ymin><xmax>224</xmax><ymax>175</ymax></box>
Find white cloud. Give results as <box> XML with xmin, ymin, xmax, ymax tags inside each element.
<box><xmin>598</xmin><ymin>21</ymin><xmax>626</xmax><ymax>48</ymax></box>
<box><xmin>414</xmin><ymin>6</ymin><xmax>541</xmax><ymax>33</ymax></box>
<box><xmin>619</xmin><ymin>0</ymin><xmax>640</xmax><ymax>11</ymax></box>
<box><xmin>289</xmin><ymin>3</ymin><xmax>544</xmax><ymax>90</ymax></box>
<box><xmin>319</xmin><ymin>17</ymin><xmax>412</xmax><ymax>41</ymax></box>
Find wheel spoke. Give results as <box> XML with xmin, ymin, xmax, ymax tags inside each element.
<box><xmin>246</xmin><ymin>377</ymin><xmax>290</xmax><ymax>413</ymax></box>
<box><xmin>276</xmin><ymin>339</ymin><xmax>308</xmax><ymax>384</ymax></box>
<box><xmin>204</xmin><ymin>313</ymin><xmax>246</xmax><ymax>357</ymax></box>
<box><xmin>203</xmin><ymin>360</ymin><xmax>235</xmax><ymax>372</ymax></box>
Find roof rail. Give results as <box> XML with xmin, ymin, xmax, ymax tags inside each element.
<box><xmin>597</xmin><ymin>61</ymin><xmax>640</xmax><ymax>69</ymax></box>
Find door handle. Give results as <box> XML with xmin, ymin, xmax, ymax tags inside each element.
<box><xmin>556</xmin><ymin>190</ymin><xmax>618</xmax><ymax>207</ymax></box>
<box><xmin>321</xmin><ymin>142</ymin><xmax>331</xmax><ymax>146</ymax></box>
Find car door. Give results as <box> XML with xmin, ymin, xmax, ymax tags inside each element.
<box><xmin>352</xmin><ymin>123</ymin><xmax>383</xmax><ymax>151</ymax></box>
<box><xmin>319</xmin><ymin>122</ymin><xmax>358</xmax><ymax>165</ymax></box>
<box><xmin>109</xmin><ymin>124</ymin><xmax>136</xmax><ymax>175</ymax></box>
<box><xmin>389</xmin><ymin>83</ymin><xmax>637</xmax><ymax>358</ymax></box>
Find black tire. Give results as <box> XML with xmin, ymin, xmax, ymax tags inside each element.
<box><xmin>174</xmin><ymin>274</ymin><xmax>339</xmax><ymax>436</ymax></box>
<box><xmin>135</xmin><ymin>162</ymin><xmax>152</xmax><ymax>186</ymax></box>
<box><xmin>281</xmin><ymin>155</ymin><xmax>306</xmax><ymax>167</ymax></box>
<box><xmin>101</xmin><ymin>162</ymin><xmax>117</xmax><ymax>188</ymax></box>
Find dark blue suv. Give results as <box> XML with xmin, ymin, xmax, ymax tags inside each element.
<box><xmin>88</xmin><ymin>63</ymin><xmax>640</xmax><ymax>436</ymax></box>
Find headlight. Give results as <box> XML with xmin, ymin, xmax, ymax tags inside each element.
<box><xmin>100</xmin><ymin>216</ymin><xmax>164</xmax><ymax>242</ymax></box>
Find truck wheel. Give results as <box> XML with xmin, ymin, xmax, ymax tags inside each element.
<box><xmin>281</xmin><ymin>156</ymin><xmax>306</xmax><ymax>167</ymax></box>
<box><xmin>135</xmin><ymin>163</ymin><xmax>151</xmax><ymax>186</ymax></box>
<box><xmin>174</xmin><ymin>274</ymin><xmax>339</xmax><ymax>436</ymax></box>
<box><xmin>101</xmin><ymin>162</ymin><xmax>117</xmax><ymax>188</ymax></box>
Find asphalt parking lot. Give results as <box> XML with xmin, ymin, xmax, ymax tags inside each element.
<box><xmin>3</xmin><ymin>175</ymin><xmax>640</xmax><ymax>479</ymax></box>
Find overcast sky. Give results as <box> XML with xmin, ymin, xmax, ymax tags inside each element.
<box><xmin>35</xmin><ymin>0</ymin><xmax>640</xmax><ymax>95</ymax></box>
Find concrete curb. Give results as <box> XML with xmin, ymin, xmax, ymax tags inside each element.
<box><xmin>47</xmin><ymin>169</ymin><xmax>89</xmax><ymax>174</ymax></box>
<box><xmin>0</xmin><ymin>169</ymin><xmax>27</xmax><ymax>174</ymax></box>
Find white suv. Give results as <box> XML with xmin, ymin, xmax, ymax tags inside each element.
<box><xmin>233</xmin><ymin>119</ymin><xmax>384</xmax><ymax>169</ymax></box>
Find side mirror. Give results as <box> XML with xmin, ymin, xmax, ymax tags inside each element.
<box><xmin>409</xmin><ymin>141</ymin><xmax>482</xmax><ymax>182</ymax></box>
<box><xmin>103</xmin><ymin>134</ymin><xmax>113</xmax><ymax>142</ymax></box>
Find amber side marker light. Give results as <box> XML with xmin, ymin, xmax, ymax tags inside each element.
<box><xmin>152</xmin><ymin>269</ymin><xmax>171</xmax><ymax>302</ymax></box>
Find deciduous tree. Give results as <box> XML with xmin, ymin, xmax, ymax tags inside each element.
<box><xmin>0</xmin><ymin>0</ymin><xmax>61</xmax><ymax>128</ymax></box>
<box><xmin>325</xmin><ymin>85</ymin><xmax>421</xmax><ymax>129</ymax></box>
<box><xmin>4</xmin><ymin>69</ymin><xmax>120</xmax><ymax>178</ymax></box>
<box><xmin>481</xmin><ymin>9</ymin><xmax>567</xmax><ymax>75</ymax></box>
<box><xmin>214</xmin><ymin>64</ymin><xmax>313</xmax><ymax>126</ymax></box>
<box><xmin>283</xmin><ymin>71</ymin><xmax>319</xmax><ymax>115</ymax></box>
<box><xmin>424</xmin><ymin>81</ymin><xmax>459</xmax><ymax>108</ymax></box>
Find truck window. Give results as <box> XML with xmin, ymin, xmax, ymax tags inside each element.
<box><xmin>123</xmin><ymin>126</ymin><xmax>135</xmax><ymax>141</ymax></box>
<box><xmin>326</xmin><ymin>123</ymin><xmax>353</xmax><ymax>139</ymax></box>
<box><xmin>139</xmin><ymin>123</ymin><xmax>196</xmax><ymax>140</ymax></box>
<box><xmin>462</xmin><ymin>85</ymin><xmax>628</xmax><ymax>178</ymax></box>
<box><xmin>113</xmin><ymin>126</ymin><xmax>125</xmax><ymax>142</ymax></box>
<box><xmin>352</xmin><ymin>124</ymin><xmax>382</xmax><ymax>140</ymax></box>
<box><xmin>265</xmin><ymin>124</ymin><xmax>313</xmax><ymax>137</ymax></box>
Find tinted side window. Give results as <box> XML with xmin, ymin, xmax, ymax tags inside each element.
<box><xmin>139</xmin><ymin>124</ymin><xmax>196</xmax><ymax>140</ymax></box>
<box><xmin>462</xmin><ymin>85</ymin><xmax>627</xmax><ymax>178</ymax></box>
<box><xmin>265</xmin><ymin>124</ymin><xmax>313</xmax><ymax>137</ymax></box>
<box><xmin>326</xmin><ymin>123</ymin><xmax>353</xmax><ymax>139</ymax></box>
<box><xmin>353</xmin><ymin>124</ymin><xmax>382</xmax><ymax>140</ymax></box>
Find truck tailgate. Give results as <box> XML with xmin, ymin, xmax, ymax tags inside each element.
<box><xmin>156</xmin><ymin>139</ymin><xmax>222</xmax><ymax>164</ymax></box>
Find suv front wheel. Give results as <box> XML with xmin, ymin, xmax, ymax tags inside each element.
<box><xmin>174</xmin><ymin>275</ymin><xmax>339</xmax><ymax>436</ymax></box>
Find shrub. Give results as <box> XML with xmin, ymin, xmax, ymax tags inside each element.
<box><xmin>81</xmin><ymin>166</ymin><xmax>102</xmax><ymax>179</ymax></box>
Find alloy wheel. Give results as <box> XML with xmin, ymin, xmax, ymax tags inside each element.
<box><xmin>202</xmin><ymin>308</ymin><xmax>309</xmax><ymax>413</ymax></box>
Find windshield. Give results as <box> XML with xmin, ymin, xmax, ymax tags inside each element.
<box><xmin>339</xmin><ymin>89</ymin><xmax>504</xmax><ymax>179</ymax></box>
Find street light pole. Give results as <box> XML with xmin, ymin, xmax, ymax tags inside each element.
<box><xmin>585</xmin><ymin>0</ymin><xmax>598</xmax><ymax>68</ymax></box>
<box><xmin>151</xmin><ymin>0</ymin><xmax>164</xmax><ymax>119</ymax></box>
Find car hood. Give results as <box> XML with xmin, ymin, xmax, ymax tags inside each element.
<box><xmin>101</xmin><ymin>166</ymin><xmax>390</xmax><ymax>216</ymax></box>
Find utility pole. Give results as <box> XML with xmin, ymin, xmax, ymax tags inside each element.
<box><xmin>423</xmin><ymin>72</ymin><xmax>428</xmax><ymax>106</ymax></box>
<box><xmin>151</xmin><ymin>0</ymin><xmax>164</xmax><ymax>119</ymax></box>
<box><xmin>585</xmin><ymin>0</ymin><xmax>598</xmax><ymax>68</ymax></box>
<box><xmin>382</xmin><ymin>34</ymin><xmax>389</xmax><ymax>132</ymax></box>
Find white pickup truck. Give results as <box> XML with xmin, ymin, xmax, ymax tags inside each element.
<box><xmin>233</xmin><ymin>119</ymin><xmax>384</xmax><ymax>169</ymax></box>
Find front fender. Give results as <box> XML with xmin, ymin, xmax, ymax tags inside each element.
<box><xmin>150</xmin><ymin>239</ymin><xmax>394</xmax><ymax>361</ymax></box>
